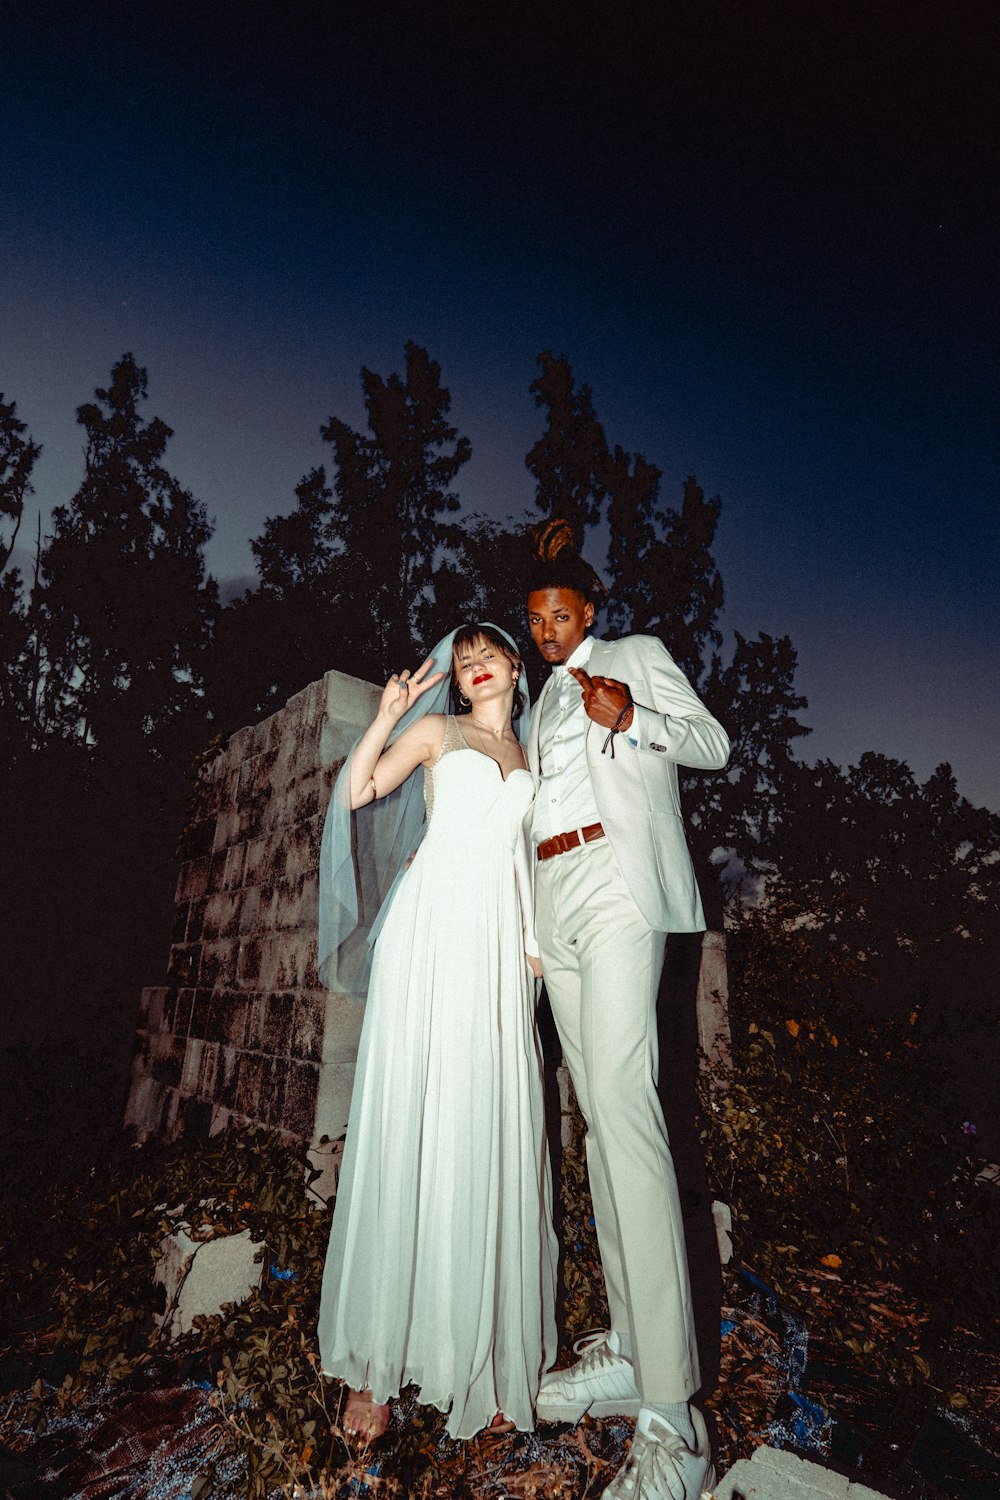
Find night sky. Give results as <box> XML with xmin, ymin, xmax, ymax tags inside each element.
<box><xmin>4</xmin><ymin>1</ymin><xmax>998</xmax><ymax>808</ymax></box>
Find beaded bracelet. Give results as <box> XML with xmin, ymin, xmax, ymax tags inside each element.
<box><xmin>601</xmin><ymin>689</ymin><xmax>635</xmax><ymax>758</ymax></box>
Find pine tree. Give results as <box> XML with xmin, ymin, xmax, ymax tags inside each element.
<box><xmin>606</xmin><ymin>467</ymin><xmax>723</xmax><ymax>688</ymax></box>
<box><xmin>525</xmin><ymin>353</ymin><xmax>612</xmax><ymax>545</ymax></box>
<box><xmin>0</xmin><ymin>394</ymin><xmax>41</xmax><ymax>573</ymax></box>
<box><xmin>0</xmin><ymin>398</ymin><xmax>42</xmax><ymax>766</ymax></box>
<box><xmin>322</xmin><ymin>342</ymin><xmax>471</xmax><ymax>672</ymax></box>
<box><xmin>40</xmin><ymin>354</ymin><xmax>217</xmax><ymax>759</ymax></box>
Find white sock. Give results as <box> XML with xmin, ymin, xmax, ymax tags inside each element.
<box><xmin>642</xmin><ymin>1400</ymin><xmax>696</xmax><ymax>1448</ymax></box>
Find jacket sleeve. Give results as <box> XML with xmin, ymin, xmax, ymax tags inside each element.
<box><xmin>624</xmin><ymin>637</ymin><xmax>730</xmax><ymax>770</ymax></box>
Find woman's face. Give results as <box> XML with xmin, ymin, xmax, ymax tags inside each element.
<box><xmin>453</xmin><ymin>634</ymin><xmax>519</xmax><ymax>707</ymax></box>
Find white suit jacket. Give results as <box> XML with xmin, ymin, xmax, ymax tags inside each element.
<box><xmin>526</xmin><ymin>634</ymin><xmax>730</xmax><ymax>933</ymax></box>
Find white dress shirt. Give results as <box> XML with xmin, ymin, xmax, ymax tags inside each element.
<box><xmin>531</xmin><ymin>636</ymin><xmax>606</xmax><ymax>844</ymax></box>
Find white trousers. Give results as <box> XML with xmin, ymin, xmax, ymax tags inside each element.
<box><xmin>536</xmin><ymin>839</ymin><xmax>700</xmax><ymax>1404</ymax></box>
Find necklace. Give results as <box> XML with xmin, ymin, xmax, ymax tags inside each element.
<box><xmin>468</xmin><ymin>714</ymin><xmax>507</xmax><ymax>740</ymax></box>
<box><xmin>465</xmin><ymin>714</ymin><xmax>515</xmax><ymax>770</ymax></box>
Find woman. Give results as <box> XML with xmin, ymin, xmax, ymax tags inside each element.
<box><xmin>316</xmin><ymin>623</ymin><xmax>558</xmax><ymax>1442</ymax></box>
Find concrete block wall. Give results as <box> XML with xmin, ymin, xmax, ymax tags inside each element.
<box><xmin>124</xmin><ymin>669</ymin><xmax>381</xmax><ymax>1146</ymax></box>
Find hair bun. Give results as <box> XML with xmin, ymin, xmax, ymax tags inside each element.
<box><xmin>529</xmin><ymin>517</ymin><xmax>608</xmax><ymax>602</ymax></box>
<box><xmin>532</xmin><ymin>517</ymin><xmax>578</xmax><ymax>563</ymax></box>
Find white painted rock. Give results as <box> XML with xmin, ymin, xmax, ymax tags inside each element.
<box><xmin>713</xmin><ymin>1446</ymin><xmax>889</xmax><ymax>1500</ymax></box>
<box><xmin>712</xmin><ymin>1200</ymin><xmax>733</xmax><ymax>1264</ymax></box>
<box><xmin>155</xmin><ymin>1225</ymin><xmax>264</xmax><ymax>1337</ymax></box>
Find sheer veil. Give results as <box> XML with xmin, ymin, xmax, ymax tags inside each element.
<box><xmin>317</xmin><ymin>623</ymin><xmax>531</xmax><ymax>999</ymax></box>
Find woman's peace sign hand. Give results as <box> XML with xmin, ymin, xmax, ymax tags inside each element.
<box><xmin>379</xmin><ymin>656</ymin><xmax>446</xmax><ymax>722</ymax></box>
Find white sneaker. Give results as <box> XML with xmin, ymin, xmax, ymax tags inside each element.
<box><xmin>535</xmin><ymin>1331</ymin><xmax>641</xmax><ymax>1423</ymax></box>
<box><xmin>602</xmin><ymin>1407</ymin><xmax>716</xmax><ymax>1500</ymax></box>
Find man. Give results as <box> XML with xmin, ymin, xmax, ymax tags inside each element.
<box><xmin>525</xmin><ymin>547</ymin><xmax>729</xmax><ymax>1500</ymax></box>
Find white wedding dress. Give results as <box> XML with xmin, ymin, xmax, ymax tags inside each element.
<box><xmin>318</xmin><ymin>717</ymin><xmax>558</xmax><ymax>1438</ymax></box>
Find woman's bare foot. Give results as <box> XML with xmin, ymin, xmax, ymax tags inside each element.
<box><xmin>487</xmin><ymin>1411</ymin><xmax>514</xmax><ymax>1434</ymax></box>
<box><xmin>343</xmin><ymin>1387</ymin><xmax>391</xmax><ymax>1442</ymax></box>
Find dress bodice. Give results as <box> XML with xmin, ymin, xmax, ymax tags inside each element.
<box><xmin>423</xmin><ymin>716</ymin><xmax>533</xmax><ymax>851</ymax></box>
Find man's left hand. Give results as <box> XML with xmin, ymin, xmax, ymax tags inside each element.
<box><xmin>567</xmin><ymin>669</ymin><xmax>635</xmax><ymax>731</ymax></box>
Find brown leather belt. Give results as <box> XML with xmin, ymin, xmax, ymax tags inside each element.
<box><xmin>536</xmin><ymin>822</ymin><xmax>605</xmax><ymax>862</ymax></box>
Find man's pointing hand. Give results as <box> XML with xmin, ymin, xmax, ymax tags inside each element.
<box><xmin>567</xmin><ymin>669</ymin><xmax>635</xmax><ymax>732</ymax></box>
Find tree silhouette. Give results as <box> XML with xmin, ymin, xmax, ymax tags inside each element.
<box><xmin>690</xmin><ymin>631</ymin><xmax>811</xmax><ymax>919</ymax></box>
<box><xmin>768</xmin><ymin>753</ymin><xmax>1000</xmax><ymax>995</ymax></box>
<box><xmin>526</xmin><ymin>353</ymin><xmax>612</xmax><ymax>545</ymax></box>
<box><xmin>39</xmin><ymin>354</ymin><xmax>217</xmax><ymax>761</ymax></box>
<box><xmin>526</xmin><ymin>355</ymin><xmax>811</xmax><ymax>911</ymax></box>
<box><xmin>0</xmin><ymin>399</ymin><xmax>42</xmax><ymax>769</ymax></box>
<box><xmin>211</xmin><ymin>344</ymin><xmax>473</xmax><ymax>734</ymax></box>
<box><xmin>321</xmin><ymin>341</ymin><xmax>470</xmax><ymax>672</ymax></box>
<box><xmin>606</xmin><ymin>469</ymin><xmax>723</xmax><ymax>689</ymax></box>
<box><xmin>0</xmin><ymin>395</ymin><xmax>41</xmax><ymax>573</ymax></box>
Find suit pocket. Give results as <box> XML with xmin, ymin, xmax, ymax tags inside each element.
<box><xmin>643</xmin><ymin>769</ymin><xmax>682</xmax><ymax>816</ymax></box>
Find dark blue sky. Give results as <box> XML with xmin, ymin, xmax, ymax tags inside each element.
<box><xmin>4</xmin><ymin>1</ymin><xmax>998</xmax><ymax>807</ymax></box>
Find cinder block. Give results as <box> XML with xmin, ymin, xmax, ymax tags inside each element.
<box><xmin>198</xmin><ymin>941</ymin><xmax>236</xmax><ymax>990</ymax></box>
<box><xmin>312</xmin><ymin>1059</ymin><xmax>357</xmax><ymax>1142</ymax></box>
<box><xmin>178</xmin><ymin>856</ymin><xmax>211</xmax><ymax>902</ymax></box>
<box><xmin>152</xmin><ymin>1035</ymin><xmax>187</xmax><ymax>1088</ymax></box>
<box><xmin>211</xmin><ymin>807</ymin><xmax>242</xmax><ymax>854</ymax></box>
<box><xmin>283</xmin><ymin>820</ymin><xmax>316</xmax><ymax>882</ymax></box>
<box><xmin>291</xmin><ymin>989</ymin><xmax>326</xmax><ymax>1063</ymax></box>
<box><xmin>172</xmin><ymin>901</ymin><xmax>191</xmax><ymax>946</ymax></box>
<box><xmin>273</xmin><ymin>872</ymin><xmax>307</xmax><ymax>932</ymax></box>
<box><xmin>173</xmin><ymin>988</ymin><xmax>196</xmax><ymax>1039</ymax></box>
<box><xmin>224</xmin><ymin>844</ymin><xmax>247</xmax><ymax>891</ymax></box>
<box><xmin>140</xmin><ymin>987</ymin><xmax>171</xmax><ymax>1033</ymax></box>
<box><xmin>220</xmin><ymin>993</ymin><xmax>251</xmax><ymax>1048</ymax></box>
<box><xmin>282</xmin><ymin>1059</ymin><xmax>319</xmax><ymax>1138</ymax></box>
<box><xmin>244</xmin><ymin>996</ymin><xmax>268</xmax><ymax>1051</ymax></box>
<box><xmin>166</xmin><ymin>945</ymin><xmax>199</xmax><ymax>988</ymax></box>
<box><xmin>220</xmin><ymin>893</ymin><xmax>245</xmax><ymax>940</ymax></box>
<box><xmin>289</xmin><ymin>776</ymin><xmax>323</xmax><ymax>826</ymax></box>
<box><xmin>123</xmin><ymin>1068</ymin><xmax>159</xmax><ymax>1137</ymax></box>
<box><xmin>200</xmin><ymin>893</ymin><xmax>229</xmax><ymax>943</ymax></box>
<box><xmin>301</xmin><ymin>934</ymin><xmax>320</xmax><ymax>990</ymax></box>
<box><xmin>216</xmin><ymin>1046</ymin><xmax>239</xmax><ymax>1109</ymax></box>
<box><xmin>236</xmin><ymin>885</ymin><xmax>261</xmax><ymax>936</ymax></box>
<box><xmin>189</xmin><ymin>990</ymin><xmax>215</xmax><ymax>1041</ymax></box>
<box><xmin>261</xmin><ymin>1055</ymin><xmax>287</xmax><ymax>1126</ymax></box>
<box><xmin>256</xmin><ymin>933</ymin><xmax>287</xmax><ymax>991</ymax></box>
<box><xmin>181</xmin><ymin>1038</ymin><xmax>205</xmax><ymax>1094</ymax></box>
<box><xmin>208</xmin><ymin>850</ymin><xmax>229</xmax><ymax>894</ymax></box>
<box><xmin>263</xmin><ymin>991</ymin><xmax>295</xmax><ymax>1053</ymax></box>
<box><xmin>320</xmin><ymin>671</ymin><xmax>380</xmax><ymax>765</ymax></box>
<box><xmin>234</xmin><ymin>1052</ymin><xmax>266</xmax><ymax>1119</ymax></box>
<box><xmin>320</xmin><ymin>991</ymin><xmax>365</xmax><ymax>1066</ymax></box>
<box><xmin>236</xmin><ymin>938</ymin><xmax>262</xmax><ymax>984</ymax></box>
<box><xmin>186</xmin><ymin>899</ymin><xmax>206</xmax><ymax>943</ymax></box>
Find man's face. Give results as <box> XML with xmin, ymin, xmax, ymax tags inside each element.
<box><xmin>526</xmin><ymin>588</ymin><xmax>594</xmax><ymax>665</ymax></box>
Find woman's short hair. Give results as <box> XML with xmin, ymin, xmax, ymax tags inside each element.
<box><xmin>450</xmin><ymin>623</ymin><xmax>526</xmax><ymax>721</ymax></box>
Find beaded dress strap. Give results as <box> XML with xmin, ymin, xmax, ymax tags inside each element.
<box><xmin>423</xmin><ymin>715</ymin><xmax>467</xmax><ymax>817</ymax></box>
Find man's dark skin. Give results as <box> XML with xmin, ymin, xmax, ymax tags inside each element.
<box><xmin>526</xmin><ymin>587</ymin><xmax>635</xmax><ymax>732</ymax></box>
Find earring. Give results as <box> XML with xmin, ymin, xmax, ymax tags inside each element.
<box><xmin>458</xmin><ymin>691</ymin><xmax>470</xmax><ymax>707</ymax></box>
